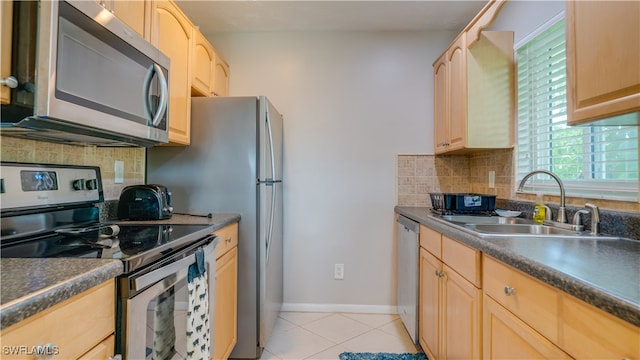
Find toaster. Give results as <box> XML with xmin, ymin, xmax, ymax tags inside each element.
<box><xmin>117</xmin><ymin>184</ymin><xmax>173</xmax><ymax>220</ymax></box>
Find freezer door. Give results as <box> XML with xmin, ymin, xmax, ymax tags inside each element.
<box><xmin>258</xmin><ymin>96</ymin><xmax>284</xmax><ymax>182</ymax></box>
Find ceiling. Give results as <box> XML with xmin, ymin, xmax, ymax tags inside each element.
<box><xmin>175</xmin><ymin>1</ymin><xmax>488</xmax><ymax>34</ymax></box>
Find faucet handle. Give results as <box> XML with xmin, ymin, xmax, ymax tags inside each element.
<box><xmin>573</xmin><ymin>209</ymin><xmax>589</xmax><ymax>225</ymax></box>
<box><xmin>584</xmin><ymin>203</ymin><xmax>601</xmax><ymax>235</ymax></box>
<box><xmin>541</xmin><ymin>205</ymin><xmax>552</xmax><ymax>221</ymax></box>
<box><xmin>585</xmin><ymin>203</ymin><xmax>600</xmax><ymax>220</ymax></box>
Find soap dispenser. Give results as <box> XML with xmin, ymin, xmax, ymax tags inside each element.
<box><xmin>533</xmin><ymin>193</ymin><xmax>546</xmax><ymax>223</ymax></box>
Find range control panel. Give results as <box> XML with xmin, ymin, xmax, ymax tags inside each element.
<box><xmin>0</xmin><ymin>162</ymin><xmax>103</xmax><ymax>211</ymax></box>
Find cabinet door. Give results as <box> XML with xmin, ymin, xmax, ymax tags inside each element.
<box><xmin>192</xmin><ymin>30</ymin><xmax>215</xmax><ymax>97</ymax></box>
<box><xmin>1</xmin><ymin>281</ymin><xmax>115</xmax><ymax>360</ymax></box>
<box><xmin>419</xmin><ymin>248</ymin><xmax>441</xmax><ymax>360</ymax></box>
<box><xmin>213</xmin><ymin>54</ymin><xmax>230</xmax><ymax>97</ymax></box>
<box><xmin>484</xmin><ymin>295</ymin><xmax>571</xmax><ymax>360</ymax></box>
<box><xmin>447</xmin><ymin>35</ymin><xmax>466</xmax><ymax>152</ymax></box>
<box><xmin>152</xmin><ymin>0</ymin><xmax>193</xmax><ymax>145</ymax></box>
<box><xmin>214</xmin><ymin>246</ymin><xmax>238</xmax><ymax>360</ymax></box>
<box><xmin>562</xmin><ymin>294</ymin><xmax>640</xmax><ymax>360</ymax></box>
<box><xmin>433</xmin><ymin>55</ymin><xmax>448</xmax><ymax>154</ymax></box>
<box><xmin>443</xmin><ymin>264</ymin><xmax>482</xmax><ymax>360</ymax></box>
<box><xmin>566</xmin><ymin>0</ymin><xmax>640</xmax><ymax>125</ymax></box>
<box><xmin>1</xmin><ymin>0</ymin><xmax>12</xmax><ymax>104</ymax></box>
<box><xmin>110</xmin><ymin>0</ymin><xmax>149</xmax><ymax>39</ymax></box>
<box><xmin>77</xmin><ymin>335</ymin><xmax>115</xmax><ymax>360</ymax></box>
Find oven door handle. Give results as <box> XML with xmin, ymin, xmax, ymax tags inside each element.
<box><xmin>132</xmin><ymin>236</ymin><xmax>217</xmax><ymax>291</ymax></box>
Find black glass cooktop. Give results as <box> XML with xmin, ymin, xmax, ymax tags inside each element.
<box><xmin>0</xmin><ymin>224</ymin><xmax>215</xmax><ymax>273</ymax></box>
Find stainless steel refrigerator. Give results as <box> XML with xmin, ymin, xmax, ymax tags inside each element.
<box><xmin>146</xmin><ymin>96</ymin><xmax>284</xmax><ymax>359</ymax></box>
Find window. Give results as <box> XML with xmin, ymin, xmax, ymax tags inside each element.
<box><xmin>516</xmin><ymin>18</ymin><xmax>639</xmax><ymax>201</ymax></box>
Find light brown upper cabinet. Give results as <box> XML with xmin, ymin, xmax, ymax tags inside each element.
<box><xmin>1</xmin><ymin>1</ymin><xmax>13</xmax><ymax>105</ymax></box>
<box><xmin>151</xmin><ymin>0</ymin><xmax>194</xmax><ymax>145</ymax></box>
<box><xmin>192</xmin><ymin>29</ymin><xmax>231</xmax><ymax>97</ymax></box>
<box><xmin>213</xmin><ymin>55</ymin><xmax>230</xmax><ymax>97</ymax></box>
<box><xmin>98</xmin><ymin>0</ymin><xmax>151</xmax><ymax>40</ymax></box>
<box><xmin>433</xmin><ymin>0</ymin><xmax>514</xmax><ymax>154</ymax></box>
<box><xmin>192</xmin><ymin>29</ymin><xmax>216</xmax><ymax>97</ymax></box>
<box><xmin>566</xmin><ymin>0</ymin><xmax>640</xmax><ymax>126</ymax></box>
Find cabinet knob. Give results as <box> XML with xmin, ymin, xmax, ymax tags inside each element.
<box><xmin>504</xmin><ymin>286</ymin><xmax>517</xmax><ymax>296</ymax></box>
<box><xmin>1</xmin><ymin>76</ymin><xmax>18</xmax><ymax>89</ymax></box>
<box><xmin>225</xmin><ymin>237</ymin><xmax>232</xmax><ymax>243</ymax></box>
<box><xmin>434</xmin><ymin>270</ymin><xmax>445</xmax><ymax>278</ymax></box>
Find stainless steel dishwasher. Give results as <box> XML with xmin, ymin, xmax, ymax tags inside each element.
<box><xmin>396</xmin><ymin>214</ymin><xmax>420</xmax><ymax>344</ymax></box>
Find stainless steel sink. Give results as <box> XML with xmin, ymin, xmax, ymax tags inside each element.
<box><xmin>438</xmin><ymin>214</ymin><xmax>629</xmax><ymax>240</ymax></box>
<box><xmin>463</xmin><ymin>223</ymin><xmax>582</xmax><ymax>236</ymax></box>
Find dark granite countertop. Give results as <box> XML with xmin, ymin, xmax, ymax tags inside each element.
<box><xmin>395</xmin><ymin>206</ymin><xmax>640</xmax><ymax>328</ymax></box>
<box><xmin>0</xmin><ymin>258</ymin><xmax>123</xmax><ymax>329</ymax></box>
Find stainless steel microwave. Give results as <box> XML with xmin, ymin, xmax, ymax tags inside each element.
<box><xmin>1</xmin><ymin>1</ymin><xmax>170</xmax><ymax>147</ymax></box>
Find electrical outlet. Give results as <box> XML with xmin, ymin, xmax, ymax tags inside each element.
<box><xmin>334</xmin><ymin>264</ymin><xmax>344</xmax><ymax>280</ymax></box>
<box><xmin>114</xmin><ymin>160</ymin><xmax>124</xmax><ymax>184</ymax></box>
<box><xmin>488</xmin><ymin>170</ymin><xmax>495</xmax><ymax>189</ymax></box>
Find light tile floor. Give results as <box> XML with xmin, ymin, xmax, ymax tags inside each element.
<box><xmin>261</xmin><ymin>312</ymin><xmax>421</xmax><ymax>360</ymax></box>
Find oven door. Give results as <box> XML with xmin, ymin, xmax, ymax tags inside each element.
<box><xmin>119</xmin><ymin>236</ymin><xmax>217</xmax><ymax>360</ymax></box>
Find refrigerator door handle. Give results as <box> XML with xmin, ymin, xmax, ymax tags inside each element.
<box><xmin>266</xmin><ymin>182</ymin><xmax>276</xmax><ymax>266</ymax></box>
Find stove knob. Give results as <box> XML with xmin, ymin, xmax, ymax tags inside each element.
<box><xmin>86</xmin><ymin>179</ymin><xmax>98</xmax><ymax>190</ymax></box>
<box><xmin>72</xmin><ymin>179</ymin><xmax>86</xmax><ymax>190</ymax></box>
<box><xmin>72</xmin><ymin>179</ymin><xmax>98</xmax><ymax>191</ymax></box>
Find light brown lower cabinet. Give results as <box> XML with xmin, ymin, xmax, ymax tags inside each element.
<box><xmin>483</xmin><ymin>295</ymin><xmax>570</xmax><ymax>359</ymax></box>
<box><xmin>418</xmin><ymin>229</ymin><xmax>481</xmax><ymax>360</ymax></box>
<box><xmin>77</xmin><ymin>335</ymin><xmax>115</xmax><ymax>360</ymax></box>
<box><xmin>417</xmin><ymin>225</ymin><xmax>640</xmax><ymax>360</ymax></box>
<box><xmin>562</xmin><ymin>293</ymin><xmax>640</xmax><ymax>360</ymax></box>
<box><xmin>483</xmin><ymin>254</ymin><xmax>640</xmax><ymax>360</ymax></box>
<box><xmin>0</xmin><ymin>280</ymin><xmax>115</xmax><ymax>360</ymax></box>
<box><xmin>213</xmin><ymin>223</ymin><xmax>239</xmax><ymax>360</ymax></box>
<box><xmin>419</xmin><ymin>248</ymin><xmax>441</xmax><ymax>359</ymax></box>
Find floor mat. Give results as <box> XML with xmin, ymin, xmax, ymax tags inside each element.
<box><xmin>338</xmin><ymin>352</ymin><xmax>428</xmax><ymax>360</ymax></box>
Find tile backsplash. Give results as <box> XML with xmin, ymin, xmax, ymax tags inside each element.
<box><xmin>1</xmin><ymin>137</ymin><xmax>145</xmax><ymax>200</ymax></box>
<box><xmin>397</xmin><ymin>151</ymin><xmax>639</xmax><ymax>213</ymax></box>
<box><xmin>396</xmin><ymin>154</ymin><xmax>469</xmax><ymax>207</ymax></box>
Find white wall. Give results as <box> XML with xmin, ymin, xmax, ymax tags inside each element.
<box><xmin>489</xmin><ymin>0</ymin><xmax>564</xmax><ymax>46</ymax></box>
<box><xmin>208</xmin><ymin>30</ymin><xmax>455</xmax><ymax>311</ymax></box>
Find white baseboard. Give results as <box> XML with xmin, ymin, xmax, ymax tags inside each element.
<box><xmin>281</xmin><ymin>302</ymin><xmax>398</xmax><ymax>314</ymax></box>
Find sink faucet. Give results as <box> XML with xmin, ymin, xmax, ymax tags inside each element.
<box><xmin>517</xmin><ymin>170</ymin><xmax>567</xmax><ymax>223</ymax></box>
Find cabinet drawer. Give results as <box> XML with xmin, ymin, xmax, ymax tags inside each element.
<box><xmin>562</xmin><ymin>294</ymin><xmax>640</xmax><ymax>360</ymax></box>
<box><xmin>483</xmin><ymin>255</ymin><xmax>560</xmax><ymax>343</ymax></box>
<box><xmin>419</xmin><ymin>225</ymin><xmax>442</xmax><ymax>258</ymax></box>
<box><xmin>442</xmin><ymin>236</ymin><xmax>481</xmax><ymax>287</ymax></box>
<box><xmin>215</xmin><ymin>222</ymin><xmax>238</xmax><ymax>259</ymax></box>
<box><xmin>1</xmin><ymin>280</ymin><xmax>115</xmax><ymax>360</ymax></box>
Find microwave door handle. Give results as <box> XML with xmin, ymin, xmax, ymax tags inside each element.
<box><xmin>152</xmin><ymin>64</ymin><xmax>169</xmax><ymax>127</ymax></box>
<box><xmin>143</xmin><ymin>64</ymin><xmax>155</xmax><ymax>121</ymax></box>
<box><xmin>143</xmin><ymin>64</ymin><xmax>169</xmax><ymax>127</ymax></box>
